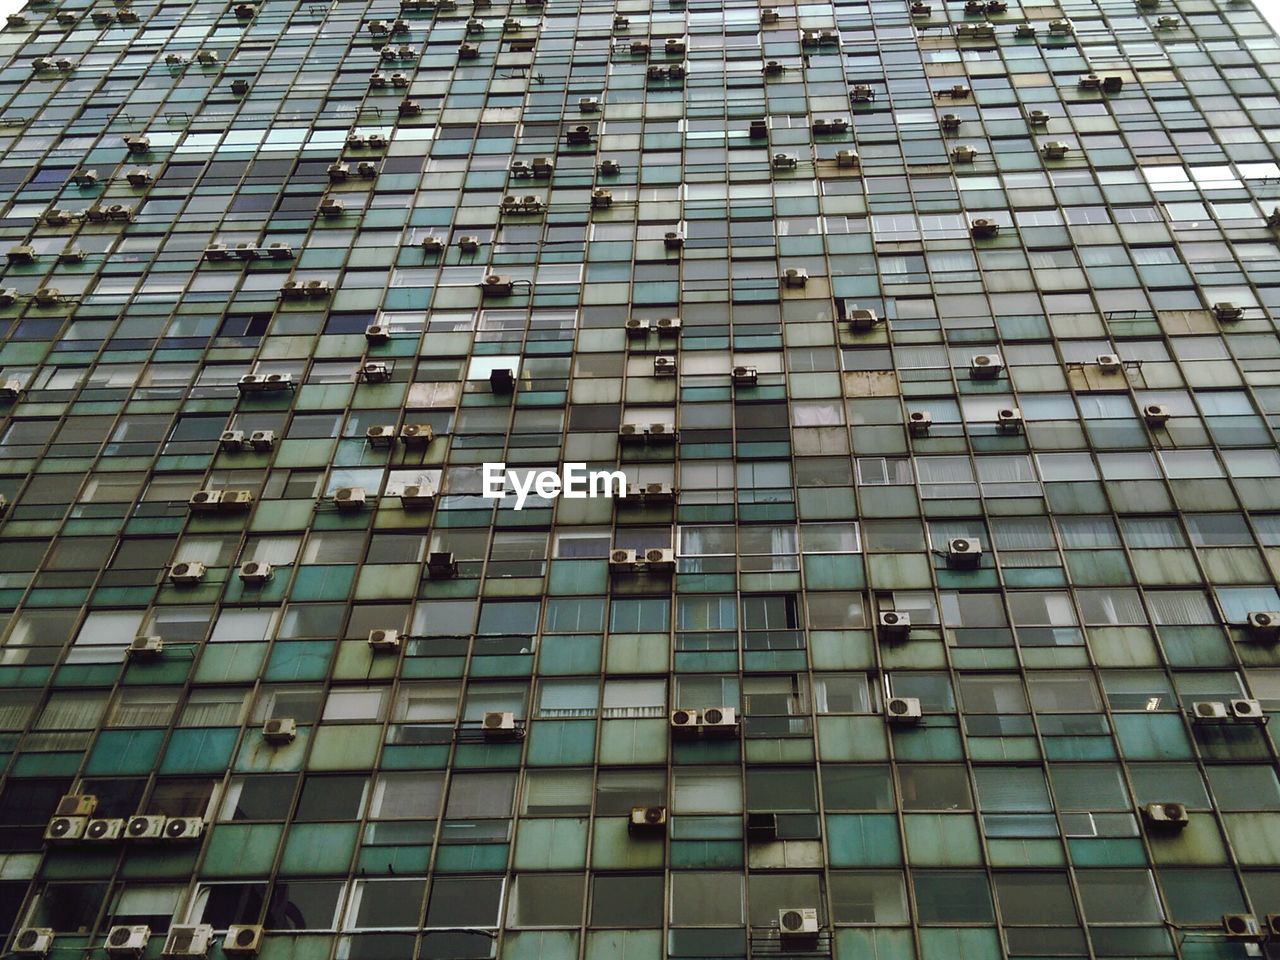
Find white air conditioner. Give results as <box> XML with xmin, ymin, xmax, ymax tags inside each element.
<box><xmin>1143</xmin><ymin>404</ymin><xmax>1170</xmax><ymax>426</ymax></box>
<box><xmin>1246</xmin><ymin>611</ymin><xmax>1280</xmax><ymax>641</ymax></box>
<box><xmin>653</xmin><ymin>356</ymin><xmax>677</xmax><ymax>377</ymax></box>
<box><xmin>127</xmin><ymin>635</ymin><xmax>163</xmax><ymax>660</ymax></box>
<box><xmin>782</xmin><ymin>267</ymin><xmax>808</xmax><ymax>288</ymax></box>
<box><xmin>482</xmin><ymin>275</ymin><xmax>514</xmax><ymax>296</ymax></box>
<box><xmin>643</xmin><ymin>548</ymin><xmax>676</xmax><ymax>569</ymax></box>
<box><xmin>1223</xmin><ymin>915</ymin><xmax>1261</xmax><ymax>941</ymax></box>
<box><xmin>223</xmin><ymin>927</ymin><xmax>263</xmax><ymax>958</ymax></box>
<box><xmin>835</xmin><ymin>149</ymin><xmax>859</xmax><ymax>167</ymax></box>
<box><xmin>579</xmin><ymin>96</ymin><xmax>599</xmax><ymax>112</ymax></box>
<box><xmin>45</xmin><ymin>815</ymin><xmax>88</xmax><ymax>842</ymax></box>
<box><xmin>970</xmin><ymin>354</ymin><xmax>1002</xmax><ymax>379</ymax></box>
<box><xmin>951</xmin><ymin>145</ymin><xmax>977</xmax><ymax>162</ymax></box>
<box><xmin>1096</xmin><ymin>354</ymin><xmax>1122</xmax><ymax>373</ymax></box>
<box><xmin>84</xmin><ymin>818</ymin><xmax>125</xmax><ymax>841</ymax></box>
<box><xmin>365</xmin><ymin>324</ymin><xmax>390</xmax><ymax>344</ymax></box>
<box><xmin>732</xmin><ymin>366</ymin><xmax>758</xmax><ymax>385</ymax></box>
<box><xmin>1142</xmin><ymin>802</ymin><xmax>1188</xmax><ymax>828</ymax></box>
<box><xmin>161</xmin><ymin>925</ymin><xmax>214</xmax><ymax>958</ymax></box>
<box><xmin>249</xmin><ymin>430</ymin><xmax>275</xmax><ymax>451</ymax></box>
<box><xmin>778</xmin><ymin>907</ymin><xmax>819</xmax><ymax>946</ymax></box>
<box><xmin>334</xmin><ymin>487</ymin><xmax>367</xmax><ymax>511</ymax></box>
<box><xmin>647</xmin><ymin>422</ymin><xmax>676</xmax><ymax>439</ymax></box>
<box><xmin>168</xmin><ymin>561</ymin><xmax>207</xmax><ymax>585</ymax></box>
<box><xmin>366</xmin><ymin>425</ymin><xmax>397</xmax><ymax>447</ymax></box>
<box><xmin>162</xmin><ymin>817</ymin><xmax>204</xmax><ymax>841</ymax></box>
<box><xmin>772</xmin><ymin>153</ymin><xmax>797</xmax><ymax>171</ymax></box>
<box><xmin>625</xmin><ymin>317</ymin><xmax>650</xmax><ymax>336</ymax></box>
<box><xmin>1232</xmin><ymin>699</ymin><xmax>1265</xmax><ymax>720</ymax></box>
<box><xmin>105</xmin><ymin>927</ymin><xmax>151</xmax><ymax>957</ymax></box>
<box><xmin>368</xmin><ymin>628</ymin><xmax>402</xmax><ymax>652</ymax></box>
<box><xmin>701</xmin><ymin>706</ymin><xmax>737</xmax><ymax>734</ymax></box>
<box><xmin>847</xmin><ymin>308</ymin><xmax>879</xmax><ymax>331</ymax></box>
<box><xmin>125</xmin><ymin>815</ymin><xmax>166</xmax><ymax>840</ymax></box>
<box><xmin>909</xmin><ymin>411</ymin><xmax>932</xmax><ymax>436</ymax></box>
<box><xmin>670</xmin><ymin>708</ymin><xmax>699</xmax><ymax>733</ymax></box>
<box><xmin>267</xmin><ymin>243</ymin><xmax>293</xmax><ymax>259</ymax></box>
<box><xmin>629</xmin><ymin>805</ymin><xmax>667</xmax><ymax>833</ymax></box>
<box><xmin>1040</xmin><ymin>141</ymin><xmax>1069</xmax><ymax>159</ymax></box>
<box><xmin>482</xmin><ymin>711</ymin><xmax>517</xmax><ymax>738</ymax></box>
<box><xmin>971</xmin><ymin>218</ymin><xmax>1000</xmax><ymax>238</ymax></box>
<box><xmin>13</xmin><ymin>929</ymin><xmax>54</xmax><ymax>957</ymax></box>
<box><xmin>886</xmin><ymin>697</ymin><xmax>922</xmax><ymax>722</ymax></box>
<box><xmin>362</xmin><ymin>361</ymin><xmax>391</xmax><ymax>382</ymax></box>
<box><xmin>664</xmin><ymin>232</ymin><xmax>684</xmax><ymax>249</ymax></box>
<box><xmin>1191</xmin><ymin>701</ymin><xmax>1228</xmax><ymax>720</ymax></box>
<box><xmin>399</xmin><ymin>423</ymin><xmax>433</xmax><ymax>445</ymax></box>
<box><xmin>609</xmin><ymin>548</ymin><xmax>637</xmax><ymax>570</ymax></box>
<box><xmin>222</xmin><ymin>490</ymin><xmax>254</xmax><ymax>510</ymax></box>
<box><xmin>656</xmin><ymin>316</ymin><xmax>682</xmax><ymax>331</ymax></box>
<box><xmin>188</xmin><ymin>488</ymin><xmax>223</xmax><ymax>510</ymax></box>
<box><xmin>947</xmin><ymin>537</ymin><xmax>982</xmax><ymax>568</ymax></box>
<box><xmin>1213</xmin><ymin>302</ymin><xmax>1244</xmax><ymax>321</ymax></box>
<box><xmin>263</xmin><ymin>717</ymin><xmax>297</xmax><ymax>743</ymax></box>
<box><xmin>238</xmin><ymin>561</ymin><xmax>272</xmax><ymax>584</ymax></box>
<box><xmin>878</xmin><ymin>611</ymin><xmax>910</xmax><ymax>637</ymax></box>
<box><xmin>996</xmin><ymin>407</ymin><xmax>1023</xmax><ymax>433</ymax></box>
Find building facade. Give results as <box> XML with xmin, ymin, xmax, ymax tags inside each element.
<box><xmin>1</xmin><ymin>0</ymin><xmax>1280</xmax><ymax>958</ymax></box>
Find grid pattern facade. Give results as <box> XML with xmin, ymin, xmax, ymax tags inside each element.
<box><xmin>0</xmin><ymin>0</ymin><xmax>1280</xmax><ymax>958</ymax></box>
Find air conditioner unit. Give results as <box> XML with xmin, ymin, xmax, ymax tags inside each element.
<box><xmin>105</xmin><ymin>927</ymin><xmax>151</xmax><ymax>957</ymax></box>
<box><xmin>629</xmin><ymin>805</ymin><xmax>667</xmax><ymax>834</ymax></box>
<box><xmin>846</xmin><ymin>307</ymin><xmax>879</xmax><ymax>331</ymax></box>
<box><xmin>664</xmin><ymin>231</ymin><xmax>685</xmax><ymax>249</ymax></box>
<box><xmin>947</xmin><ymin>537</ymin><xmax>982</xmax><ymax>568</ymax></box>
<box><xmin>670</xmin><ymin>708</ymin><xmax>699</xmax><ymax>734</ymax></box>
<box><xmin>969</xmin><ymin>354</ymin><xmax>1002</xmax><ymax>378</ymax></box>
<box><xmin>951</xmin><ymin>145</ymin><xmax>977</xmax><ymax>162</ymax></box>
<box><xmin>656</xmin><ymin>316</ymin><xmax>681</xmax><ymax>331</ymax></box>
<box><xmin>1041</xmin><ymin>141</ymin><xmax>1069</xmax><ymax>159</ymax></box>
<box><xmin>764</xmin><ymin>60</ymin><xmax>784</xmax><ymax>77</ymax></box>
<box><xmin>362</xmin><ymin>361</ymin><xmax>391</xmax><ymax>382</ymax></box>
<box><xmin>749</xmin><ymin>119</ymin><xmax>768</xmax><ymax>139</ymax></box>
<box><xmin>625</xmin><ymin>318</ymin><xmax>650</xmax><ymax>337</ymax></box>
<box><xmin>956</xmin><ymin>22</ymin><xmax>995</xmax><ymax>37</ymax></box>
<box><xmin>665</xmin><ymin>37</ymin><xmax>686</xmax><ymax>53</ymax></box>
<box><xmin>366</xmin><ymin>425</ymin><xmax>396</xmax><ymax>447</ymax></box>
<box><xmin>850</xmin><ymin>84</ymin><xmax>874</xmax><ymax>101</ymax></box>
<box><xmin>1232</xmin><ymin>699</ymin><xmax>1265</xmax><ymax>719</ymax></box>
<box><xmin>909</xmin><ymin>411</ymin><xmax>932</xmax><ymax>436</ymax></box>
<box><xmin>1191</xmin><ymin>701</ymin><xmax>1228</xmax><ymax>720</ymax></box>
<box><xmin>1102</xmin><ymin>75</ymin><xmax>1123</xmax><ymax>93</ymax></box>
<box><xmin>613</xmin><ymin>13</ymin><xmax>629</xmax><ymax>29</ymax></box>
<box><xmin>996</xmin><ymin>407</ymin><xmax>1023</xmax><ymax>433</ymax></box>
<box><xmin>45</xmin><ymin>815</ymin><xmax>88</xmax><ymax>842</ymax></box>
<box><xmin>1156</xmin><ymin>15</ymin><xmax>1180</xmax><ymax>27</ymax></box>
<box><xmin>0</xmin><ymin>289</ymin><xmax>15</xmax><ymax>307</ymax></box>
<box><xmin>566</xmin><ymin>125</ymin><xmax>592</xmax><ymax>145</ymax></box>
<box><xmin>532</xmin><ymin>157</ymin><xmax>554</xmax><ymax>177</ymax></box>
<box><xmin>219</xmin><ymin>430</ymin><xmax>245</xmax><ymax>451</ymax></box>
<box><xmin>702</xmin><ymin>706</ymin><xmax>738</xmax><ymax>734</ymax></box>
<box><xmin>223</xmin><ymin>927</ymin><xmax>264</xmax><ymax>958</ymax></box>
<box><xmin>1078</xmin><ymin>74</ymin><xmax>1101</xmax><ymax>90</ymax></box>
<box><xmin>33</xmin><ymin>287</ymin><xmax>62</xmax><ymax>306</ymax></box>
<box><xmin>13</xmin><ymin>929</ymin><xmax>54</xmax><ymax>957</ymax></box>
<box><xmin>743</xmin><ymin>812</ymin><xmax>777</xmax><ymax>842</ymax></box>
<box><xmin>1222</xmin><ymin>915</ymin><xmax>1261</xmax><ymax>941</ymax></box>
<box><xmin>125</xmin><ymin>815</ymin><xmax>166</xmax><ymax>840</ymax></box>
<box><xmin>813</xmin><ymin>118</ymin><xmax>848</xmax><ymax>135</ymax></box>
<box><xmin>398</xmin><ymin>99</ymin><xmax>421</xmax><ymax>117</ymax></box>
<box><xmin>82</xmin><ymin>816</ymin><xmax>125</xmax><ymax>841</ymax></box>
<box><xmin>1142</xmin><ymin>801</ymin><xmax>1188</xmax><ymax>829</ymax></box>
<box><xmin>56</xmin><ymin>793</ymin><xmax>98</xmax><ymax>817</ymax></box>
<box><xmin>84</xmin><ymin>818</ymin><xmax>125</xmax><ymax>842</ymax></box>
<box><xmin>0</xmin><ymin>379</ymin><xmax>22</xmax><ymax>400</ymax></box>
<box><xmin>162</xmin><ymin>925</ymin><xmax>214</xmax><ymax>959</ymax></box>
<box><xmin>940</xmin><ymin>114</ymin><xmax>961</xmax><ymax>131</ymax></box>
<box><xmin>318</xmin><ymin>199</ymin><xmax>345</xmax><ymax>218</ymax></box>
<box><xmin>911</xmin><ymin>2</ymin><xmax>931</xmax><ymax>15</ymax></box>
<box><xmin>1048</xmin><ymin>17</ymin><xmax>1073</xmax><ymax>33</ymax></box>
<box><xmin>238</xmin><ymin>561</ymin><xmax>272</xmax><ymax>584</ymax></box>
<box><xmin>46</xmin><ymin>209</ymin><xmax>74</xmax><ymax>226</ymax></box>
<box><xmin>188</xmin><ymin>489</ymin><xmax>222</xmax><ymax>514</ymax></box>
<box><xmin>1143</xmin><ymin>403</ymin><xmax>1170</xmax><ymax>426</ymax></box>
<box><xmin>732</xmin><ymin>366</ymin><xmax>758</xmax><ymax>385</ymax></box>
<box><xmin>334</xmin><ymin>487</ymin><xmax>367</xmax><ymax>511</ymax></box>
<box><xmin>1212</xmin><ymin>302</ymin><xmax>1244</xmax><ymax>321</ymax></box>
<box><xmin>267</xmin><ymin>243</ymin><xmax>294</xmax><ymax>259</ymax></box>
<box><xmin>428</xmin><ymin>552</ymin><xmax>458</xmax><ymax>578</ymax></box>
<box><xmin>654</xmin><ymin>356</ymin><xmax>677</xmax><ymax>377</ymax></box>
<box><xmin>368</xmin><ymin>135</ymin><xmax>389</xmax><ymax>150</ymax></box>
<box><xmin>1245</xmin><ymin>611</ymin><xmax>1280</xmax><ymax>641</ymax></box>
<box><xmin>7</xmin><ymin>245</ymin><xmax>35</xmax><ymax>264</ymax></box>
<box><xmin>421</xmin><ymin>236</ymin><xmax>445</xmax><ymax>253</ymax></box>
<box><xmin>399</xmin><ymin>485</ymin><xmax>435</xmax><ymax>510</ymax></box>
<box><xmin>168</xmin><ymin>561</ymin><xmax>207</xmax><ymax>585</ymax></box>
<box><xmin>221</xmin><ymin>490</ymin><xmax>254</xmax><ymax>510</ymax></box>
<box><xmin>772</xmin><ymin>153</ymin><xmax>797</xmax><ymax>171</ymax></box>
<box><xmin>233</xmin><ymin>3</ymin><xmax>257</xmax><ymax>17</ymax></box>
<box><xmin>579</xmin><ymin>96</ymin><xmax>600</xmax><ymax>112</ymax></box>
<box><xmin>835</xmin><ymin>150</ymin><xmax>859</xmax><ymax>167</ymax></box>
<box><xmin>1015</xmin><ymin>23</ymin><xmax>1035</xmax><ymax>36</ymax></box>
<box><xmin>196</xmin><ymin>51</ymin><xmax>218</xmax><ymax>64</ymax></box>
<box><xmin>879</xmin><ymin>610</ymin><xmax>910</xmax><ymax>638</ymax></box>
<box><xmin>458</xmin><ymin>236</ymin><xmax>480</xmax><ymax>251</ymax></box>
<box><xmin>609</xmin><ymin>549</ymin><xmax>637</xmax><ymax>571</ymax></box>
<box><xmin>263</xmin><ymin>717</ymin><xmax>297</xmax><ymax>743</ymax></box>
<box><xmin>1096</xmin><ymin>354</ymin><xmax>1123</xmax><ymax>373</ymax></box>
<box><xmin>782</xmin><ymin>267</ymin><xmax>808</xmax><ymax>288</ymax></box>
<box><xmin>368</xmin><ymin>628</ymin><xmax>402</xmax><ymax>652</ymax></box>
<box><xmin>778</xmin><ymin>908</ymin><xmax>819</xmax><ymax>946</ymax></box>
<box><xmin>647</xmin><ymin>422</ymin><xmax>677</xmax><ymax>440</ymax></box>
<box><xmin>127</xmin><ymin>635</ymin><xmax>163</xmax><ymax>660</ymax></box>
<box><xmin>232</xmin><ymin>242</ymin><xmax>258</xmax><ymax>261</ymax></box>
<box><xmin>970</xmin><ymin>218</ymin><xmax>1000</xmax><ymax>238</ymax></box>
<box><xmin>162</xmin><ymin>817</ymin><xmax>204</xmax><ymax>841</ymax></box>
<box><xmin>249</xmin><ymin>430</ymin><xmax>275</xmax><ymax>451</ymax></box>
<box><xmin>483</xmin><ymin>274</ymin><xmax>514</xmax><ymax>296</ymax></box>
<box><xmin>398</xmin><ymin>423</ymin><xmax>433</xmax><ymax>446</ymax></box>
<box><xmin>592</xmin><ymin>188</ymin><xmax>612</xmax><ymax>209</ymax></box>
<box><xmin>482</xmin><ymin>711</ymin><xmax>517</xmax><ymax>739</ymax></box>
<box><xmin>124</xmin><ymin>135</ymin><xmax>150</xmax><ymax>153</ymax></box>
<box><xmin>886</xmin><ymin>697</ymin><xmax>922</xmax><ymax>722</ymax></box>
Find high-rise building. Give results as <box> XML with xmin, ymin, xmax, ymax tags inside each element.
<box><xmin>1</xmin><ymin>0</ymin><xmax>1280</xmax><ymax>956</ymax></box>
